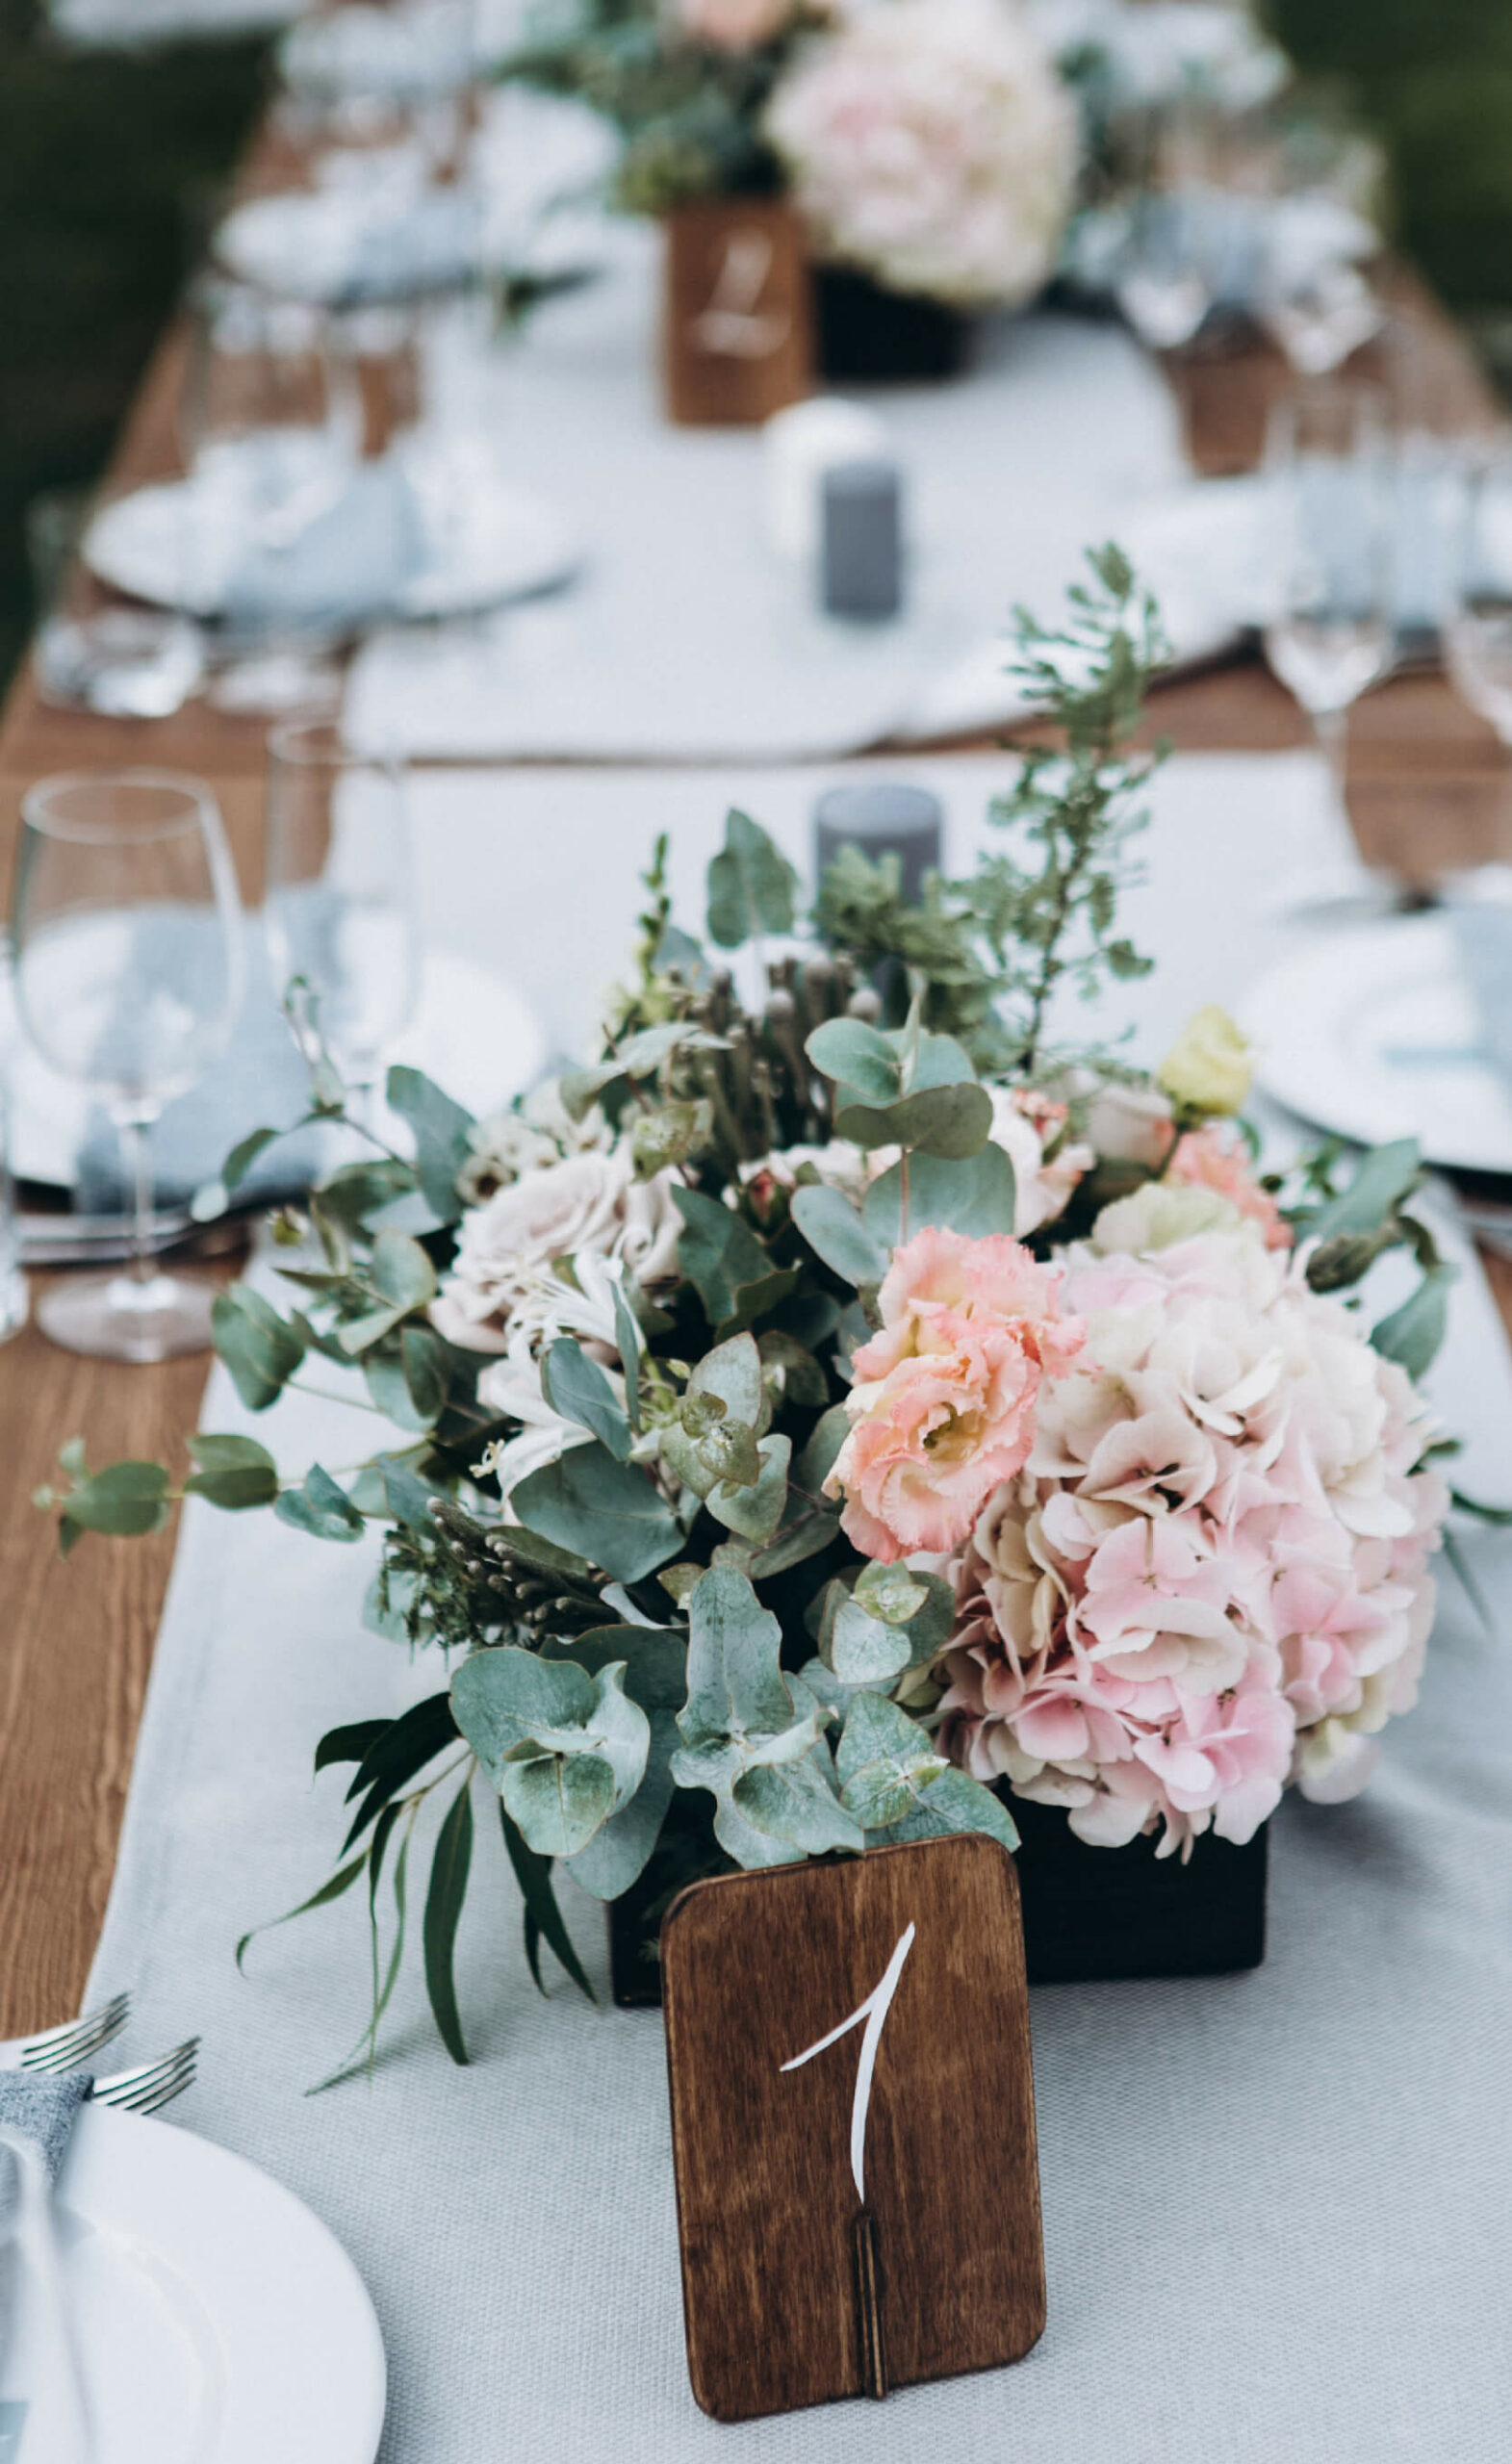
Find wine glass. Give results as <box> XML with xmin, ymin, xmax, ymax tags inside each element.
<box><xmin>1444</xmin><ymin>452</ymin><xmax>1512</xmax><ymax>744</ymax></box>
<box><xmin>12</xmin><ymin>773</ymin><xmax>245</xmax><ymax>1361</ymax></box>
<box><xmin>264</xmin><ymin>719</ymin><xmax>420</xmax><ymax>1113</ymax></box>
<box><xmin>1263</xmin><ymin>381</ymin><xmax>1396</xmax><ymax>821</ymax></box>
<box><xmin>182</xmin><ymin>276</ymin><xmax>362</xmax><ymax>714</ymax></box>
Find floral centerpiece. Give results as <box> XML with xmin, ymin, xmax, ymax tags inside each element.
<box><xmin>504</xmin><ymin>0</ymin><xmax>1079</xmax><ymax>382</ymax></box>
<box><xmin>45</xmin><ymin>550</ymin><xmax>1458</xmax><ymax>2076</ymax></box>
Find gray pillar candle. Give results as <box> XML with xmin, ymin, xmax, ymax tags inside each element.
<box><xmin>814</xmin><ymin>783</ymin><xmax>943</xmax><ymax>903</ymax></box>
<box><xmin>820</xmin><ymin>457</ymin><xmax>904</xmax><ymax>622</ymax></box>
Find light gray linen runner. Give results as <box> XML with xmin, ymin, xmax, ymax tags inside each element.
<box><xmin>86</xmin><ymin>756</ymin><xmax>1512</xmax><ymax>2462</ymax></box>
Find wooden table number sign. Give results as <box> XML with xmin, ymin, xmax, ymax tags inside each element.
<box><xmin>662</xmin><ymin>197</ymin><xmax>813</xmax><ymax>426</ymax></box>
<box><xmin>661</xmin><ymin>1833</ymin><xmax>1046</xmax><ymax>2423</ymax></box>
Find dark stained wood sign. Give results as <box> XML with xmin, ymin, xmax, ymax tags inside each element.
<box><xmin>661</xmin><ymin>1834</ymin><xmax>1045</xmax><ymax>2422</ymax></box>
<box><xmin>662</xmin><ymin>198</ymin><xmax>813</xmax><ymax>427</ymax></box>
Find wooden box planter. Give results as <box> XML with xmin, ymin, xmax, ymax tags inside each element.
<box><xmin>662</xmin><ymin>197</ymin><xmax>813</xmax><ymax>426</ymax></box>
<box><xmin>607</xmin><ymin>1792</ymin><xmax>1268</xmax><ymax>2008</ymax></box>
<box><xmin>814</xmin><ymin>265</ymin><xmax>972</xmax><ymax>385</ymax></box>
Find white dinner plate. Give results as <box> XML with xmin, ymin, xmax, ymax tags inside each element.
<box><xmin>1241</xmin><ymin>913</ymin><xmax>1512</xmax><ymax>1173</ymax></box>
<box><xmin>0</xmin><ymin>2105</ymin><xmax>385</xmax><ymax>2464</ymax></box>
<box><xmin>84</xmin><ymin>465</ymin><xmax>581</xmax><ymax>627</ymax></box>
<box><xmin>10</xmin><ymin>947</ymin><xmax>547</xmax><ymax>1193</ymax></box>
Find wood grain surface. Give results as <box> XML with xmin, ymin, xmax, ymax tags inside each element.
<box><xmin>0</xmin><ymin>245</ymin><xmax>1509</xmax><ymax>2040</ymax></box>
<box><xmin>661</xmin><ymin>1835</ymin><xmax>1044</xmax><ymax>2421</ymax></box>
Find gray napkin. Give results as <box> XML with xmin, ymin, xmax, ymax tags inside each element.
<box><xmin>74</xmin><ymin>925</ymin><xmax>327</xmax><ymax>1213</ymax></box>
<box><xmin>220</xmin><ymin>460</ymin><xmax>428</xmax><ymax>641</ymax></box>
<box><xmin>0</xmin><ymin>2075</ymin><xmax>90</xmax><ymax>2189</ymax></box>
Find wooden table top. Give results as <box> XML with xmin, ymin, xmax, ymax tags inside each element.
<box><xmin>2</xmin><ymin>253</ymin><xmax>1509</xmax><ymax>2040</ymax></box>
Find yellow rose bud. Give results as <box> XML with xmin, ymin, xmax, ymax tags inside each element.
<box><xmin>1157</xmin><ymin>1006</ymin><xmax>1253</xmax><ymax>1117</ymax></box>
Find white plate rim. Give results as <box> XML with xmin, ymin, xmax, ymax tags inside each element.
<box><xmin>1241</xmin><ymin>913</ymin><xmax>1512</xmax><ymax>1174</ymax></box>
<box><xmin>47</xmin><ymin>2102</ymin><xmax>386</xmax><ymax>2464</ymax></box>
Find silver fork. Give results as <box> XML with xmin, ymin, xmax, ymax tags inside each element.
<box><xmin>91</xmin><ymin>2040</ymin><xmax>199</xmax><ymax>2118</ymax></box>
<box><xmin>16</xmin><ymin>1992</ymin><xmax>132</xmax><ymax>2074</ymax></box>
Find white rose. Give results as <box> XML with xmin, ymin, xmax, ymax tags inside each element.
<box><xmin>431</xmin><ymin>1146</ymin><xmax>680</xmax><ymax>1353</ymax></box>
<box><xmin>1083</xmin><ymin>1077</ymin><xmax>1175</xmax><ymax>1168</ymax></box>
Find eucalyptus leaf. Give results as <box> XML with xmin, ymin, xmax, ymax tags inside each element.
<box><xmin>183</xmin><ymin>1433</ymin><xmax>279</xmax><ymax>1512</ymax></box>
<box><xmin>541</xmin><ymin>1337</ymin><xmax>633</xmax><ymax>1462</ymax></box>
<box><xmin>275</xmin><ymin>1464</ymin><xmax>366</xmax><ymax>1543</ymax></box>
<box><xmin>1306</xmin><ymin>1140</ymin><xmax>1422</xmax><ymax>1244</ymax></box>
<box><xmin>59</xmin><ymin>1459</ymin><xmax>172</xmax><ymax>1544</ymax></box>
<box><xmin>757</xmin><ymin>1330</ymin><xmax>829</xmax><ymax>1409</ymax></box>
<box><xmin>512</xmin><ymin>1442</ymin><xmax>680</xmax><ymax>1583</ymax></box>
<box><xmin>1372</xmin><ymin>1263</ymin><xmax>1456</xmax><ymax>1380</ymax></box>
<box><xmin>863</xmin><ymin>1143</ymin><xmax>1017</xmax><ymax>1246</ymax></box>
<box><xmin>688</xmin><ymin>1331</ymin><xmax>763</xmax><ymax>1428</ymax></box>
<box><xmin>451</xmin><ymin>1648</ymin><xmax>651</xmax><ymax>1859</ymax></box>
<box><xmin>854</xmin><ymin>1560</ymin><xmax>928</xmax><ymax>1625</ymax></box>
<box><xmin>837</xmin><ymin>1079</ymin><xmax>992</xmax><ymax>1160</ymax></box>
<box><xmin>796</xmin><ymin>1403</ymin><xmax>851</xmax><ymax>1496</ymax></box>
<box><xmin>565</xmin><ymin>1707</ymin><xmax>679</xmax><ymax>1899</ymax></box>
<box><xmin>612</xmin><ymin>1276</ymin><xmax>644</xmax><ymax>1432</ymax></box>
<box><xmin>805</xmin><ymin>1017</ymin><xmax>902</xmax><ymax>1106</ymax></box>
<box><xmin>678</xmin><ymin>1567</ymin><xmax>792</xmax><ymax>1745</ymax></box>
<box><xmin>385</xmin><ymin>1066</ymin><xmax>475</xmax><ymax>1226</ymax></box>
<box><xmin>791</xmin><ymin>1185</ymin><xmax>887</xmax><ymax>1288</ymax></box>
<box><xmin>212</xmin><ymin>1286</ymin><xmax>306</xmax><ymax>1412</ymax></box>
<box><xmin>734</xmin><ymin>1753</ymin><xmax>863</xmax><ymax>1857</ymax></box>
<box><xmin>708</xmin><ymin>1433</ymin><xmax>791</xmax><ymax>1544</ymax></box>
<box><xmin>661</xmin><ymin>1410</ymin><xmax>762</xmax><ymax>1500</ymax></box>
<box><xmin>671</xmin><ymin>1186</ymin><xmax>770</xmax><ymax>1325</ymax></box>
<box><xmin>825</xmin><ymin>1594</ymin><xmax>913</xmax><ymax>1685</ymax></box>
<box><xmin>706</xmin><ymin>808</ymin><xmax>797</xmax><ymax>949</ymax></box>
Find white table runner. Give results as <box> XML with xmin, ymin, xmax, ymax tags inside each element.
<box><xmin>86</xmin><ymin>754</ymin><xmax>1512</xmax><ymax>2462</ymax></box>
<box><xmin>344</xmin><ymin>230</ymin><xmax>1198</xmax><ymax>763</ymax></box>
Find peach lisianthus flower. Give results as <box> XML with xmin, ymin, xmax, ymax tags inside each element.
<box><xmin>824</xmin><ymin>1225</ymin><xmax>1084</xmax><ymax>1562</ymax></box>
<box><xmin>1167</xmin><ymin>1124</ymin><xmax>1291</xmax><ymax>1251</ymax></box>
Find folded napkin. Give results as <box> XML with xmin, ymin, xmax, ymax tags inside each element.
<box><xmin>0</xmin><ymin>2075</ymin><xmax>90</xmax><ymax>2189</ymax></box>
<box><xmin>219</xmin><ymin>460</ymin><xmax>428</xmax><ymax>641</ymax></box>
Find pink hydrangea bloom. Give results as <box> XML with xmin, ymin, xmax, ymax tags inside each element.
<box><xmin>824</xmin><ymin>1225</ymin><xmax>1083</xmax><ymax>1563</ymax></box>
<box><xmin>1167</xmin><ymin>1123</ymin><xmax>1291</xmax><ymax>1250</ymax></box>
<box><xmin>935</xmin><ymin>1224</ymin><xmax>1448</xmax><ymax>1854</ymax></box>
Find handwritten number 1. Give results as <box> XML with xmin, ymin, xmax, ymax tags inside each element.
<box><xmin>780</xmin><ymin>1923</ymin><xmax>915</xmax><ymax>2205</ymax></box>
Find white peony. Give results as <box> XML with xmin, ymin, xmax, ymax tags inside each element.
<box><xmin>766</xmin><ymin>0</ymin><xmax>1078</xmax><ymax>308</ymax></box>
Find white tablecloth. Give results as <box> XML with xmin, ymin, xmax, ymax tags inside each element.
<box><xmin>84</xmin><ymin>753</ymin><xmax>1512</xmax><ymax>2462</ymax></box>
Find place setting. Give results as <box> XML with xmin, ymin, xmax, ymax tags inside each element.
<box><xmin>4</xmin><ymin>6</ymin><xmax>1512</xmax><ymax>2463</ymax></box>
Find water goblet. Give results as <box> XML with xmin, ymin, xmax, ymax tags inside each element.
<box><xmin>1263</xmin><ymin>381</ymin><xmax>1396</xmax><ymax>824</ymax></box>
<box><xmin>12</xmin><ymin>773</ymin><xmax>245</xmax><ymax>1362</ymax></box>
<box><xmin>264</xmin><ymin>720</ymin><xmax>420</xmax><ymax>1116</ymax></box>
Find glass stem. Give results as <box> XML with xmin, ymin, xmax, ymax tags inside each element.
<box><xmin>1317</xmin><ymin>705</ymin><xmax>1351</xmax><ymax>834</ymax></box>
<box><xmin>121</xmin><ymin>1114</ymin><xmax>155</xmax><ymax>1287</ymax></box>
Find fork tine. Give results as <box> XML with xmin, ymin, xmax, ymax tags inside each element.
<box><xmin>18</xmin><ymin>1992</ymin><xmax>131</xmax><ymax>2073</ymax></box>
<box><xmin>98</xmin><ymin>2051</ymin><xmax>197</xmax><ymax>2118</ymax></box>
<box><xmin>93</xmin><ymin>2039</ymin><xmax>200</xmax><ymax>2102</ymax></box>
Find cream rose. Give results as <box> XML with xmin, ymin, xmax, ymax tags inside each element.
<box><xmin>431</xmin><ymin>1146</ymin><xmax>680</xmax><ymax>1353</ymax></box>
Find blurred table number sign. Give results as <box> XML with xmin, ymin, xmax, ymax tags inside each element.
<box><xmin>663</xmin><ymin>200</ymin><xmax>812</xmax><ymax>427</ymax></box>
<box><xmin>661</xmin><ymin>1834</ymin><xmax>1046</xmax><ymax>2422</ymax></box>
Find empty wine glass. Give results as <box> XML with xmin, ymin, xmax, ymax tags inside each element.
<box><xmin>264</xmin><ymin>720</ymin><xmax>420</xmax><ymax>1112</ymax></box>
<box><xmin>1259</xmin><ymin>250</ymin><xmax>1384</xmax><ymax>378</ymax></box>
<box><xmin>1115</xmin><ymin>187</ymin><xmax>1214</xmax><ymax>353</ymax></box>
<box><xmin>12</xmin><ymin>773</ymin><xmax>245</xmax><ymax>1361</ymax></box>
<box><xmin>182</xmin><ymin>276</ymin><xmax>362</xmax><ymax>714</ymax></box>
<box><xmin>1263</xmin><ymin>381</ymin><xmax>1395</xmax><ymax>820</ymax></box>
<box><xmin>1444</xmin><ymin>452</ymin><xmax>1512</xmax><ymax>744</ymax></box>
